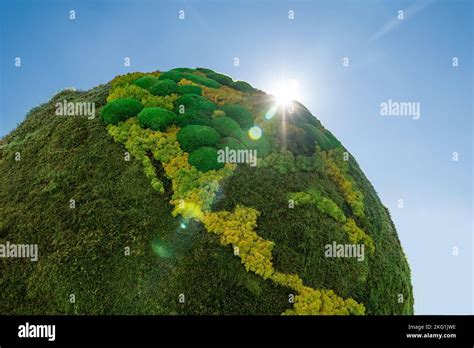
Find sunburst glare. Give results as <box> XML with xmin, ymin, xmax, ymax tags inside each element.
<box><xmin>273</xmin><ymin>79</ymin><xmax>300</xmax><ymax>106</ymax></box>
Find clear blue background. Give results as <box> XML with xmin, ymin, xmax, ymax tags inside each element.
<box><xmin>0</xmin><ymin>0</ymin><xmax>472</xmax><ymax>314</ymax></box>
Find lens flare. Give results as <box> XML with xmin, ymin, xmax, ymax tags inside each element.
<box><xmin>248</xmin><ymin>126</ymin><xmax>262</xmax><ymax>140</ymax></box>
<box><xmin>152</xmin><ymin>241</ymin><xmax>172</xmax><ymax>258</ymax></box>
<box><xmin>265</xmin><ymin>105</ymin><xmax>278</xmax><ymax>120</ymax></box>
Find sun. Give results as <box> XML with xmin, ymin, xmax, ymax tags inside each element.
<box><xmin>273</xmin><ymin>79</ymin><xmax>300</xmax><ymax>106</ymax></box>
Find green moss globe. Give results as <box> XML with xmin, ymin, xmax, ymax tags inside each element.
<box><xmin>0</xmin><ymin>67</ymin><xmax>414</xmax><ymax>316</ymax></box>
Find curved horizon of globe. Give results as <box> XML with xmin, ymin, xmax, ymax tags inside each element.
<box><xmin>0</xmin><ymin>66</ymin><xmax>413</xmax><ymax>315</ymax></box>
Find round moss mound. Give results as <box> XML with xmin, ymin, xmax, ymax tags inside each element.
<box><xmin>175</xmin><ymin>111</ymin><xmax>212</xmax><ymax>127</ymax></box>
<box><xmin>216</xmin><ymin>137</ymin><xmax>247</xmax><ymax>151</ymax></box>
<box><xmin>211</xmin><ymin>116</ymin><xmax>242</xmax><ymax>138</ymax></box>
<box><xmin>177</xmin><ymin>125</ymin><xmax>221</xmax><ymax>152</ymax></box>
<box><xmin>230</xmin><ymin>80</ymin><xmax>254</xmax><ymax>93</ymax></box>
<box><xmin>158</xmin><ymin>70</ymin><xmax>185</xmax><ymax>83</ymax></box>
<box><xmin>221</xmin><ymin>104</ymin><xmax>254</xmax><ymax>129</ymax></box>
<box><xmin>179</xmin><ymin>84</ymin><xmax>202</xmax><ymax>96</ymax></box>
<box><xmin>292</xmin><ymin>101</ymin><xmax>322</xmax><ymax>128</ymax></box>
<box><xmin>158</xmin><ymin>70</ymin><xmax>220</xmax><ymax>89</ymax></box>
<box><xmin>137</xmin><ymin>107</ymin><xmax>176</xmax><ymax>131</ymax></box>
<box><xmin>184</xmin><ymin>73</ymin><xmax>221</xmax><ymax>89</ymax></box>
<box><xmin>147</xmin><ymin>79</ymin><xmax>180</xmax><ymax>96</ymax></box>
<box><xmin>171</xmin><ymin>67</ymin><xmax>196</xmax><ymax>73</ymax></box>
<box><xmin>196</xmin><ymin>67</ymin><xmax>215</xmax><ymax>74</ymax></box>
<box><xmin>206</xmin><ymin>72</ymin><xmax>233</xmax><ymax>86</ymax></box>
<box><xmin>133</xmin><ymin>76</ymin><xmax>159</xmax><ymax>90</ymax></box>
<box><xmin>241</xmin><ymin>131</ymin><xmax>271</xmax><ymax>157</ymax></box>
<box><xmin>323</xmin><ymin>130</ymin><xmax>342</xmax><ymax>148</ymax></box>
<box><xmin>299</xmin><ymin>123</ymin><xmax>334</xmax><ymax>151</ymax></box>
<box><xmin>100</xmin><ymin>98</ymin><xmax>144</xmax><ymax>125</ymax></box>
<box><xmin>188</xmin><ymin>146</ymin><xmax>224</xmax><ymax>172</ymax></box>
<box><xmin>174</xmin><ymin>94</ymin><xmax>217</xmax><ymax>116</ymax></box>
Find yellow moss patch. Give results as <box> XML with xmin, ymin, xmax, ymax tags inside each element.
<box><xmin>202</xmin><ymin>85</ymin><xmax>245</xmax><ymax>105</ymax></box>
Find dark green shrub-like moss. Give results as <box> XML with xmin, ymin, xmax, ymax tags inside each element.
<box><xmin>221</xmin><ymin>104</ymin><xmax>254</xmax><ymax>129</ymax></box>
<box><xmin>161</xmin><ymin>69</ymin><xmax>220</xmax><ymax>88</ymax></box>
<box><xmin>285</xmin><ymin>124</ymin><xmax>313</xmax><ymax>155</ymax></box>
<box><xmin>178</xmin><ymin>85</ymin><xmax>202</xmax><ymax>96</ymax></box>
<box><xmin>133</xmin><ymin>76</ymin><xmax>159</xmax><ymax>90</ymax></box>
<box><xmin>211</xmin><ymin>116</ymin><xmax>241</xmax><ymax>138</ymax></box>
<box><xmin>323</xmin><ymin>130</ymin><xmax>342</xmax><ymax>148</ymax></box>
<box><xmin>184</xmin><ymin>73</ymin><xmax>221</xmax><ymax>89</ymax></box>
<box><xmin>230</xmin><ymin>80</ymin><xmax>254</xmax><ymax>93</ymax></box>
<box><xmin>137</xmin><ymin>107</ymin><xmax>176</xmax><ymax>131</ymax></box>
<box><xmin>174</xmin><ymin>94</ymin><xmax>217</xmax><ymax>116</ymax></box>
<box><xmin>241</xmin><ymin>131</ymin><xmax>271</xmax><ymax>157</ymax></box>
<box><xmin>196</xmin><ymin>67</ymin><xmax>215</xmax><ymax>74</ymax></box>
<box><xmin>299</xmin><ymin>123</ymin><xmax>334</xmax><ymax>150</ymax></box>
<box><xmin>206</xmin><ymin>72</ymin><xmax>233</xmax><ymax>86</ymax></box>
<box><xmin>254</xmin><ymin>134</ymin><xmax>271</xmax><ymax>157</ymax></box>
<box><xmin>100</xmin><ymin>98</ymin><xmax>144</xmax><ymax>125</ymax></box>
<box><xmin>292</xmin><ymin>101</ymin><xmax>322</xmax><ymax>128</ymax></box>
<box><xmin>175</xmin><ymin>111</ymin><xmax>212</xmax><ymax>127</ymax></box>
<box><xmin>159</xmin><ymin>70</ymin><xmax>186</xmax><ymax>83</ymax></box>
<box><xmin>177</xmin><ymin>125</ymin><xmax>221</xmax><ymax>152</ymax></box>
<box><xmin>216</xmin><ymin>137</ymin><xmax>247</xmax><ymax>151</ymax></box>
<box><xmin>188</xmin><ymin>147</ymin><xmax>224</xmax><ymax>172</ymax></box>
<box><xmin>148</xmin><ymin>79</ymin><xmax>180</xmax><ymax>96</ymax></box>
<box><xmin>171</xmin><ymin>67</ymin><xmax>196</xmax><ymax>73</ymax></box>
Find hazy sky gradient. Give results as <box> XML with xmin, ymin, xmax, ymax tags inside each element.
<box><xmin>1</xmin><ymin>0</ymin><xmax>472</xmax><ymax>314</ymax></box>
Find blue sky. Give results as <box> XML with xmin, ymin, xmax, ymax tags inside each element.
<box><xmin>0</xmin><ymin>0</ymin><xmax>472</xmax><ymax>314</ymax></box>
